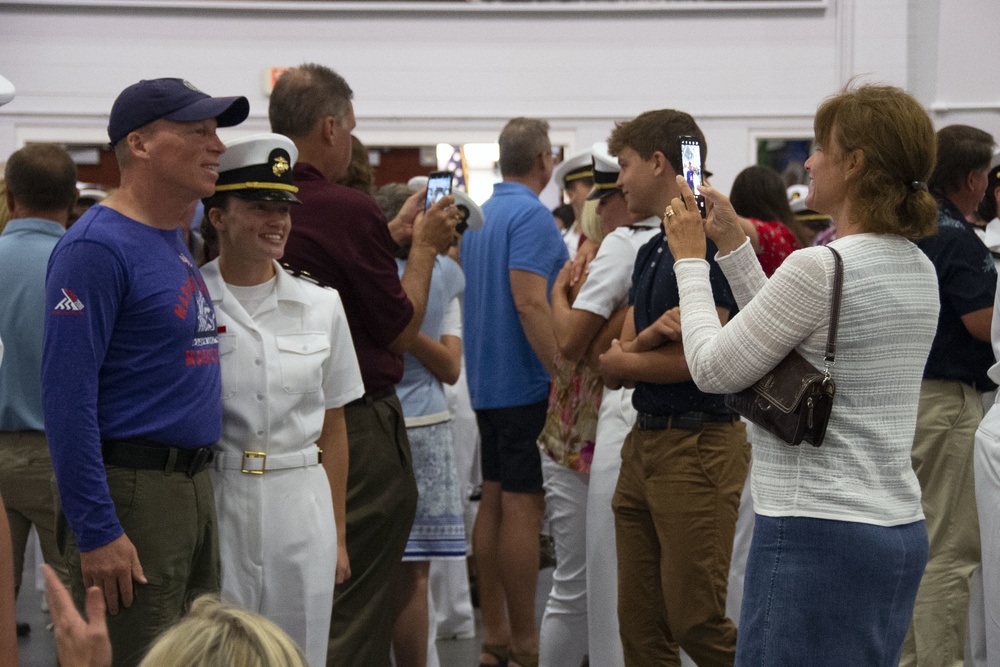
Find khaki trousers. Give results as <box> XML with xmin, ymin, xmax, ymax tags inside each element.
<box><xmin>60</xmin><ymin>465</ymin><xmax>219</xmax><ymax>667</ymax></box>
<box><xmin>613</xmin><ymin>420</ymin><xmax>749</xmax><ymax>667</ymax></box>
<box><xmin>0</xmin><ymin>430</ymin><xmax>68</xmax><ymax>593</ymax></box>
<box><xmin>901</xmin><ymin>379</ymin><xmax>982</xmax><ymax>667</ymax></box>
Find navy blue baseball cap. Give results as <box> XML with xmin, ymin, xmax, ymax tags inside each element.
<box><xmin>107</xmin><ymin>78</ymin><xmax>249</xmax><ymax>145</ymax></box>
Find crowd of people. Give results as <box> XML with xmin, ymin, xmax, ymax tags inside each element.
<box><xmin>1</xmin><ymin>64</ymin><xmax>999</xmax><ymax>667</ymax></box>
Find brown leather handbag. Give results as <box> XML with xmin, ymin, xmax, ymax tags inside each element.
<box><xmin>724</xmin><ymin>246</ymin><xmax>843</xmax><ymax>447</ymax></box>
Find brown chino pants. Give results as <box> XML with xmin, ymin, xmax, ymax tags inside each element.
<box><xmin>613</xmin><ymin>420</ymin><xmax>749</xmax><ymax>667</ymax></box>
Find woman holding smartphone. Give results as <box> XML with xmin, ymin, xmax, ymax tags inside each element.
<box><xmin>662</xmin><ymin>85</ymin><xmax>939</xmax><ymax>665</ymax></box>
<box><xmin>200</xmin><ymin>133</ymin><xmax>364</xmax><ymax>667</ymax></box>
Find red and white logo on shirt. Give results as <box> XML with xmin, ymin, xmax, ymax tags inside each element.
<box><xmin>53</xmin><ymin>288</ymin><xmax>85</xmax><ymax>313</ymax></box>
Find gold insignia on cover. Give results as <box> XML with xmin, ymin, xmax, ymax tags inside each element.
<box><xmin>272</xmin><ymin>155</ymin><xmax>290</xmax><ymax>177</ymax></box>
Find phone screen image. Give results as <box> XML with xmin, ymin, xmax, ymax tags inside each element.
<box><xmin>680</xmin><ymin>138</ymin><xmax>703</xmax><ymax>191</ymax></box>
<box><xmin>425</xmin><ymin>171</ymin><xmax>453</xmax><ymax>211</ymax></box>
<box><xmin>679</xmin><ymin>137</ymin><xmax>706</xmax><ymax>217</ymax></box>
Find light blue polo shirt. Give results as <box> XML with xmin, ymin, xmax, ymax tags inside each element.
<box><xmin>460</xmin><ymin>181</ymin><xmax>569</xmax><ymax>410</ymax></box>
<box><xmin>0</xmin><ymin>217</ymin><xmax>65</xmax><ymax>430</ymax></box>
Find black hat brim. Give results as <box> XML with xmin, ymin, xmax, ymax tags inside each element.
<box><xmin>230</xmin><ymin>189</ymin><xmax>301</xmax><ymax>204</ymax></box>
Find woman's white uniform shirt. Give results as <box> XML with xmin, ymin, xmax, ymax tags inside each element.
<box><xmin>201</xmin><ymin>259</ymin><xmax>364</xmax><ymax>667</ymax></box>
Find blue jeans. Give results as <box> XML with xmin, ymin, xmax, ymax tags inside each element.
<box><xmin>736</xmin><ymin>515</ymin><xmax>927</xmax><ymax>667</ymax></box>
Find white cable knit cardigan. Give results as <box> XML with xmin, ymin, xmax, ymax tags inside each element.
<box><xmin>674</xmin><ymin>234</ymin><xmax>939</xmax><ymax>526</ymax></box>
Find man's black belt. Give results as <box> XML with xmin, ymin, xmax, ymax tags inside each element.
<box><xmin>101</xmin><ymin>438</ymin><xmax>214</xmax><ymax>477</ymax></box>
<box><xmin>636</xmin><ymin>411</ymin><xmax>738</xmax><ymax>431</ymax></box>
<box><xmin>345</xmin><ymin>386</ymin><xmax>396</xmax><ymax>408</ymax></box>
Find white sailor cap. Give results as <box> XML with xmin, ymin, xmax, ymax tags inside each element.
<box><xmin>0</xmin><ymin>74</ymin><xmax>14</xmax><ymax>108</ymax></box>
<box><xmin>77</xmin><ymin>182</ymin><xmax>108</xmax><ymax>202</ymax></box>
<box><xmin>552</xmin><ymin>149</ymin><xmax>595</xmax><ymax>189</ymax></box>
<box><xmin>787</xmin><ymin>183</ymin><xmax>832</xmax><ymax>229</ymax></box>
<box><xmin>587</xmin><ymin>141</ymin><xmax>622</xmax><ymax>201</ymax></box>
<box><xmin>407</xmin><ymin>176</ymin><xmax>484</xmax><ymax>232</ymax></box>
<box><xmin>214</xmin><ymin>133</ymin><xmax>300</xmax><ymax>203</ymax></box>
<box><xmin>787</xmin><ymin>184</ymin><xmax>809</xmax><ymax>213</ymax></box>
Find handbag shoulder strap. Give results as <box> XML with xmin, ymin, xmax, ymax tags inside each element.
<box><xmin>824</xmin><ymin>246</ymin><xmax>844</xmax><ymax>373</ymax></box>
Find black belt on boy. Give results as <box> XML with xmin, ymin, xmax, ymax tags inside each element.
<box><xmin>636</xmin><ymin>411</ymin><xmax>739</xmax><ymax>432</ymax></box>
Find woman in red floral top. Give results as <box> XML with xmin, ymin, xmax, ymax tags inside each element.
<box><xmin>729</xmin><ymin>165</ymin><xmax>806</xmax><ymax>276</ymax></box>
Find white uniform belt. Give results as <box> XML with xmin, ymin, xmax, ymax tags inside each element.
<box><xmin>212</xmin><ymin>445</ymin><xmax>321</xmax><ymax>475</ymax></box>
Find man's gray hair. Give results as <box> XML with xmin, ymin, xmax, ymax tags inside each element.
<box><xmin>498</xmin><ymin>117</ymin><xmax>550</xmax><ymax>178</ymax></box>
<box><xmin>269</xmin><ymin>63</ymin><xmax>354</xmax><ymax>139</ymax></box>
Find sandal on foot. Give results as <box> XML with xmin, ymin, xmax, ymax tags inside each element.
<box><xmin>479</xmin><ymin>642</ymin><xmax>508</xmax><ymax>667</ymax></box>
<box><xmin>509</xmin><ymin>650</ymin><xmax>539</xmax><ymax>667</ymax></box>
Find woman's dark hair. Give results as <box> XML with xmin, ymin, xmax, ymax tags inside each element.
<box><xmin>552</xmin><ymin>203</ymin><xmax>575</xmax><ymax>230</ymax></box>
<box><xmin>978</xmin><ymin>163</ymin><xmax>1000</xmax><ymax>223</ymax></box>
<box><xmin>729</xmin><ymin>165</ymin><xmax>810</xmax><ymax>248</ymax></box>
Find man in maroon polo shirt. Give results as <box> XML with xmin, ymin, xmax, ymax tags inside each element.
<box><xmin>269</xmin><ymin>63</ymin><xmax>458</xmax><ymax>665</ymax></box>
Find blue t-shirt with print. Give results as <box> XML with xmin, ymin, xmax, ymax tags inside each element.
<box><xmin>461</xmin><ymin>181</ymin><xmax>569</xmax><ymax>409</ymax></box>
<box><xmin>42</xmin><ymin>205</ymin><xmax>222</xmax><ymax>551</ymax></box>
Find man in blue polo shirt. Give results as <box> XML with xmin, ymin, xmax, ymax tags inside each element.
<box><xmin>0</xmin><ymin>144</ymin><xmax>76</xmax><ymax>629</ymax></box>
<box><xmin>41</xmin><ymin>78</ymin><xmax>248</xmax><ymax>666</ymax></box>
<box><xmin>461</xmin><ymin>117</ymin><xmax>567</xmax><ymax>667</ymax></box>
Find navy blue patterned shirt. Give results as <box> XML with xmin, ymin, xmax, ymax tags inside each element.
<box><xmin>917</xmin><ymin>197</ymin><xmax>997</xmax><ymax>391</ymax></box>
<box><xmin>629</xmin><ymin>230</ymin><xmax>737</xmax><ymax>415</ymax></box>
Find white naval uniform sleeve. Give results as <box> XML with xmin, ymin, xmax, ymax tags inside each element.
<box><xmin>319</xmin><ymin>289</ymin><xmax>365</xmax><ymax>409</ymax></box>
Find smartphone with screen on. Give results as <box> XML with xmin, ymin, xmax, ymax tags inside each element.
<box><xmin>424</xmin><ymin>171</ymin><xmax>454</xmax><ymax>212</ymax></box>
<box><xmin>678</xmin><ymin>136</ymin><xmax>707</xmax><ymax>218</ymax></box>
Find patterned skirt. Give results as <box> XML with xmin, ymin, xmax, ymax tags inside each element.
<box><xmin>403</xmin><ymin>421</ymin><xmax>467</xmax><ymax>561</ymax></box>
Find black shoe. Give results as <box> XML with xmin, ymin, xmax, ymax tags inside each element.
<box><xmin>16</xmin><ymin>622</ymin><xmax>30</xmax><ymax>637</ymax></box>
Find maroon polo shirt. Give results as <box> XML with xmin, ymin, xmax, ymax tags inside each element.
<box><xmin>282</xmin><ymin>162</ymin><xmax>414</xmax><ymax>393</ymax></box>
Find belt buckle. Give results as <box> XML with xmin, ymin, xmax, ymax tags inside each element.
<box><xmin>241</xmin><ymin>451</ymin><xmax>267</xmax><ymax>475</ymax></box>
<box><xmin>186</xmin><ymin>447</ymin><xmax>213</xmax><ymax>478</ymax></box>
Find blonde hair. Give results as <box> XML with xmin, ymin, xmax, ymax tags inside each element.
<box><xmin>578</xmin><ymin>199</ymin><xmax>603</xmax><ymax>245</ymax></box>
<box><xmin>139</xmin><ymin>596</ymin><xmax>307</xmax><ymax>667</ymax></box>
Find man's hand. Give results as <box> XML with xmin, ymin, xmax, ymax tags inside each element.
<box><xmin>598</xmin><ymin>339</ymin><xmax>634</xmax><ymax>390</ymax></box>
<box><xmin>336</xmin><ymin>540</ymin><xmax>351</xmax><ymax>585</ymax></box>
<box><xmin>633</xmin><ymin>307</ymin><xmax>682</xmax><ymax>352</ymax></box>
<box><xmin>43</xmin><ymin>564</ymin><xmax>113</xmax><ymax>667</ymax></box>
<box><xmin>552</xmin><ymin>261</ymin><xmax>576</xmax><ymax>305</ymax></box>
<box><xmin>79</xmin><ymin>533</ymin><xmax>146</xmax><ymax>615</ymax></box>
<box><xmin>387</xmin><ymin>188</ymin><xmax>427</xmax><ymax>247</ymax></box>
<box><xmin>569</xmin><ymin>238</ymin><xmax>598</xmax><ymax>286</ymax></box>
<box><xmin>413</xmin><ymin>194</ymin><xmax>459</xmax><ymax>255</ymax></box>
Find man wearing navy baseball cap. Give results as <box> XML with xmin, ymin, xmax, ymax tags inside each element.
<box><xmin>41</xmin><ymin>78</ymin><xmax>248</xmax><ymax>666</ymax></box>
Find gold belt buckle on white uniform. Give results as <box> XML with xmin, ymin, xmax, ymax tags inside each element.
<box><xmin>241</xmin><ymin>451</ymin><xmax>267</xmax><ymax>474</ymax></box>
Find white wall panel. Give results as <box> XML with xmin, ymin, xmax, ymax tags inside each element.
<box><xmin>2</xmin><ymin>0</ymin><xmax>997</xmax><ymax>191</ymax></box>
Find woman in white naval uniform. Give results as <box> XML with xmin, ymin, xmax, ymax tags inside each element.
<box><xmin>200</xmin><ymin>133</ymin><xmax>364</xmax><ymax>667</ymax></box>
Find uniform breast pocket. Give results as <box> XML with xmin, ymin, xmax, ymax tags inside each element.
<box><xmin>217</xmin><ymin>332</ymin><xmax>240</xmax><ymax>399</ymax></box>
<box><xmin>276</xmin><ymin>332</ymin><xmax>330</xmax><ymax>394</ymax></box>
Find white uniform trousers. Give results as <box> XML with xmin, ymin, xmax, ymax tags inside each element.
<box><xmin>540</xmin><ymin>455</ymin><xmax>589</xmax><ymax>667</ymax></box>
<box><xmin>975</xmin><ymin>399</ymin><xmax>1000</xmax><ymax>665</ymax></box>
<box><xmin>212</xmin><ymin>462</ymin><xmax>336</xmax><ymax>667</ymax></box>
<box><xmin>588</xmin><ymin>388</ymin><xmax>700</xmax><ymax>667</ymax></box>
<box><xmin>585</xmin><ymin>387</ymin><xmax>633</xmax><ymax>667</ymax></box>
<box><xmin>727</xmin><ymin>446</ymin><xmax>755</xmax><ymax>629</ymax></box>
